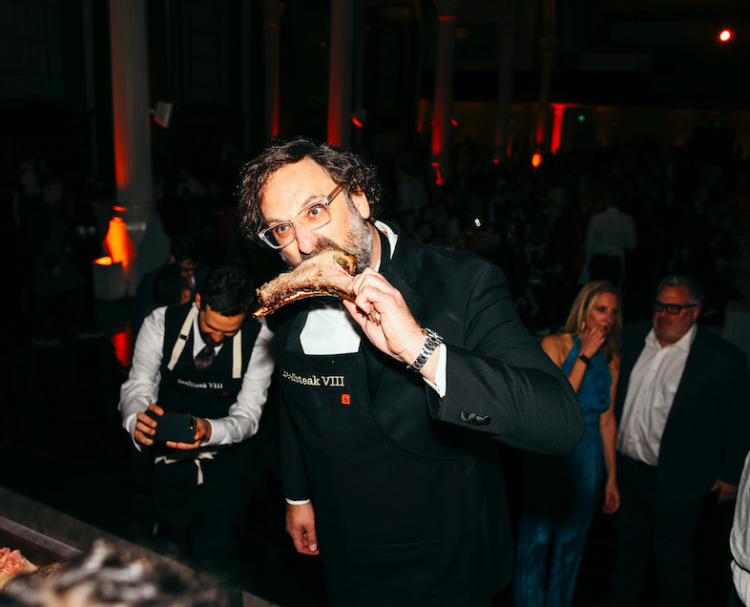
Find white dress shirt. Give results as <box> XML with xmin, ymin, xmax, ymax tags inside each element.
<box><xmin>118</xmin><ymin>304</ymin><xmax>275</xmax><ymax>449</ymax></box>
<box><xmin>617</xmin><ymin>324</ymin><xmax>697</xmax><ymax>465</ymax></box>
<box><xmin>731</xmin><ymin>450</ymin><xmax>750</xmax><ymax>605</ymax></box>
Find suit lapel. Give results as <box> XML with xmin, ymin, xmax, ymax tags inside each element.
<box><xmin>361</xmin><ymin>225</ymin><xmax>423</xmax><ymax>398</ymax></box>
<box><xmin>669</xmin><ymin>326</ymin><xmax>706</xmax><ymax>414</ymax></box>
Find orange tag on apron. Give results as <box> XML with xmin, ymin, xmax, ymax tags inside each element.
<box><xmin>341</xmin><ymin>394</ymin><xmax>351</xmax><ymax>405</ymax></box>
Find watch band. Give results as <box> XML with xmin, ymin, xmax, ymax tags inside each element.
<box><xmin>406</xmin><ymin>328</ymin><xmax>444</xmax><ymax>373</ymax></box>
<box><xmin>578</xmin><ymin>353</ymin><xmax>593</xmax><ymax>369</ymax></box>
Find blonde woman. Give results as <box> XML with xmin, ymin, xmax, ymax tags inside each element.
<box><xmin>515</xmin><ymin>281</ymin><xmax>622</xmax><ymax>607</ymax></box>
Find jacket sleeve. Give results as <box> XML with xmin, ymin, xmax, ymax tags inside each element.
<box><xmin>427</xmin><ymin>261</ymin><xmax>584</xmax><ymax>455</ymax></box>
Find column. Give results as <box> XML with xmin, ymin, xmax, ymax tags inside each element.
<box><xmin>430</xmin><ymin>0</ymin><xmax>460</xmax><ymax>184</ymax></box>
<box><xmin>535</xmin><ymin>0</ymin><xmax>557</xmax><ymax>153</ymax></box>
<box><xmin>493</xmin><ymin>0</ymin><xmax>518</xmax><ymax>162</ymax></box>
<box><xmin>327</xmin><ymin>0</ymin><xmax>354</xmax><ymax>148</ymax></box>
<box><xmin>264</xmin><ymin>0</ymin><xmax>286</xmax><ymax>141</ymax></box>
<box><xmin>109</xmin><ymin>0</ymin><xmax>168</xmax><ymax>295</ymax></box>
<box><xmin>81</xmin><ymin>0</ymin><xmax>97</xmax><ymax>175</ymax></box>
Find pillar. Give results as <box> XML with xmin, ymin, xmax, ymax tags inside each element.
<box><xmin>109</xmin><ymin>0</ymin><xmax>169</xmax><ymax>295</ymax></box>
<box><xmin>327</xmin><ymin>0</ymin><xmax>354</xmax><ymax>148</ymax></box>
<box><xmin>264</xmin><ymin>0</ymin><xmax>286</xmax><ymax>142</ymax></box>
<box><xmin>430</xmin><ymin>0</ymin><xmax>460</xmax><ymax>184</ymax></box>
<box><xmin>535</xmin><ymin>0</ymin><xmax>557</xmax><ymax>153</ymax></box>
<box><xmin>493</xmin><ymin>0</ymin><xmax>518</xmax><ymax>162</ymax></box>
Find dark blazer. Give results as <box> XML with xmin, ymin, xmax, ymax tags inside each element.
<box><xmin>277</xmin><ymin>224</ymin><xmax>584</xmax><ymax>602</ymax></box>
<box><xmin>615</xmin><ymin>321</ymin><xmax>750</xmax><ymax>501</ymax></box>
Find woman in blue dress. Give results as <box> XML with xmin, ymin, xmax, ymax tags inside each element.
<box><xmin>515</xmin><ymin>281</ymin><xmax>622</xmax><ymax>607</ymax></box>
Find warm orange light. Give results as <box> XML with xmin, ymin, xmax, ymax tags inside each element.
<box><xmin>719</xmin><ymin>29</ymin><xmax>732</xmax><ymax>42</ymax></box>
<box><xmin>104</xmin><ymin>217</ymin><xmax>136</xmax><ymax>272</ymax></box>
<box><xmin>94</xmin><ymin>256</ymin><xmax>113</xmax><ymax>265</ymax></box>
<box><xmin>531</xmin><ymin>152</ymin><xmax>543</xmax><ymax>168</ymax></box>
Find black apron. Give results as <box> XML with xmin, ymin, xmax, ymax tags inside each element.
<box><xmin>152</xmin><ymin>305</ymin><xmax>260</xmax><ymax>535</ymax></box>
<box><xmin>277</xmin><ymin>234</ymin><xmax>494</xmax><ymax>606</ymax></box>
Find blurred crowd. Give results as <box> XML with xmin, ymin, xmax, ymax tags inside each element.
<box><xmin>8</xmin><ymin>133</ymin><xmax>750</xmax><ymax>344</ymax></box>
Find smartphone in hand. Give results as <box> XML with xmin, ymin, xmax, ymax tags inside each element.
<box><xmin>145</xmin><ymin>410</ymin><xmax>197</xmax><ymax>443</ymax></box>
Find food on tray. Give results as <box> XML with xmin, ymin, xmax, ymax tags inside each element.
<box><xmin>0</xmin><ymin>547</ymin><xmax>38</xmax><ymax>589</ymax></box>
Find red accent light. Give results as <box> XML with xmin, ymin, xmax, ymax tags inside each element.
<box><xmin>492</xmin><ymin>157</ymin><xmax>500</xmax><ymax>165</ymax></box>
<box><xmin>550</xmin><ymin>104</ymin><xmax>567</xmax><ymax>153</ymax></box>
<box><xmin>438</xmin><ymin>16</ymin><xmax>456</xmax><ymax>22</ymax></box>
<box><xmin>450</xmin><ymin>118</ymin><xmax>458</xmax><ymax>126</ymax></box>
<box><xmin>352</xmin><ymin>117</ymin><xmax>364</xmax><ymax>128</ymax></box>
<box><xmin>111</xmin><ymin>327</ymin><xmax>132</xmax><ymax>369</ymax></box>
<box><xmin>531</xmin><ymin>152</ymin><xmax>543</xmax><ymax>168</ymax></box>
<box><xmin>535</xmin><ymin>117</ymin><xmax>545</xmax><ymax>146</ymax></box>
<box><xmin>719</xmin><ymin>29</ymin><xmax>732</xmax><ymax>42</ymax></box>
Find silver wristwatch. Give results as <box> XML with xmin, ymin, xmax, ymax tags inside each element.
<box><xmin>406</xmin><ymin>328</ymin><xmax>443</xmax><ymax>373</ymax></box>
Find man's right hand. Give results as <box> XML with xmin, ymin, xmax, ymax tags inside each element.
<box><xmin>134</xmin><ymin>403</ymin><xmax>162</xmax><ymax>446</ymax></box>
<box><xmin>286</xmin><ymin>502</ymin><xmax>319</xmax><ymax>556</ymax></box>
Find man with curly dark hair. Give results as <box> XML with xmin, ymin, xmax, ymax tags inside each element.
<box><xmin>237</xmin><ymin>137</ymin><xmax>584</xmax><ymax>606</ymax></box>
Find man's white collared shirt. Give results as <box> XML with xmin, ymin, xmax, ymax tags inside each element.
<box><xmin>617</xmin><ymin>324</ymin><xmax>697</xmax><ymax>465</ymax></box>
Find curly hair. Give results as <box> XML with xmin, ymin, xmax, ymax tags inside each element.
<box><xmin>562</xmin><ymin>280</ymin><xmax>622</xmax><ymax>363</ymax></box>
<box><xmin>236</xmin><ymin>136</ymin><xmax>382</xmax><ymax>243</ymax></box>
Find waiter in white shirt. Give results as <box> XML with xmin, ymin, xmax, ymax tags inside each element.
<box><xmin>119</xmin><ymin>265</ymin><xmax>274</xmax><ymax>584</ymax></box>
<box><xmin>609</xmin><ymin>275</ymin><xmax>750</xmax><ymax>607</ymax></box>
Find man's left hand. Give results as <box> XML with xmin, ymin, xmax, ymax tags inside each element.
<box><xmin>165</xmin><ymin>417</ymin><xmax>211</xmax><ymax>450</ymax></box>
<box><xmin>344</xmin><ymin>268</ymin><xmax>425</xmax><ymax>367</ymax></box>
<box><xmin>711</xmin><ymin>478</ymin><xmax>738</xmax><ymax>503</ymax></box>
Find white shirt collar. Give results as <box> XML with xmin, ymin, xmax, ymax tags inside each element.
<box><xmin>373</xmin><ymin>220</ymin><xmax>398</xmax><ymax>265</ymax></box>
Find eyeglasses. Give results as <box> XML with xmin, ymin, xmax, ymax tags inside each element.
<box><xmin>653</xmin><ymin>301</ymin><xmax>698</xmax><ymax>315</ymax></box>
<box><xmin>258</xmin><ymin>184</ymin><xmax>344</xmax><ymax>250</ymax></box>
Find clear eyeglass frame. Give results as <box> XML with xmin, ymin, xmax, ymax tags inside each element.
<box><xmin>258</xmin><ymin>183</ymin><xmax>344</xmax><ymax>250</ymax></box>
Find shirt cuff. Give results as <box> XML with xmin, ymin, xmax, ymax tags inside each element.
<box><xmin>423</xmin><ymin>343</ymin><xmax>446</xmax><ymax>398</ymax></box>
<box><xmin>286</xmin><ymin>498</ymin><xmax>311</xmax><ymax>505</ymax></box>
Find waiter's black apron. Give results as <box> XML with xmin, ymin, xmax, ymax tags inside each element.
<box><xmin>153</xmin><ymin>305</ymin><xmax>260</xmax><ymax>539</ymax></box>
<box><xmin>278</xmin><ymin>236</ymin><xmax>494</xmax><ymax>606</ymax></box>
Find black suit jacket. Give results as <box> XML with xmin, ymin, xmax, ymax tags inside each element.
<box><xmin>615</xmin><ymin>321</ymin><xmax>750</xmax><ymax>500</ymax></box>
<box><xmin>277</xmin><ymin>224</ymin><xmax>584</xmax><ymax>599</ymax></box>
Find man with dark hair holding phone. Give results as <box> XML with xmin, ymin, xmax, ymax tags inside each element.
<box><xmin>119</xmin><ymin>265</ymin><xmax>274</xmax><ymax>586</ymax></box>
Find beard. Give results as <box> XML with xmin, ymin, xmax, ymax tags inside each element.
<box><xmin>281</xmin><ymin>209</ymin><xmax>374</xmax><ymax>273</ymax></box>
